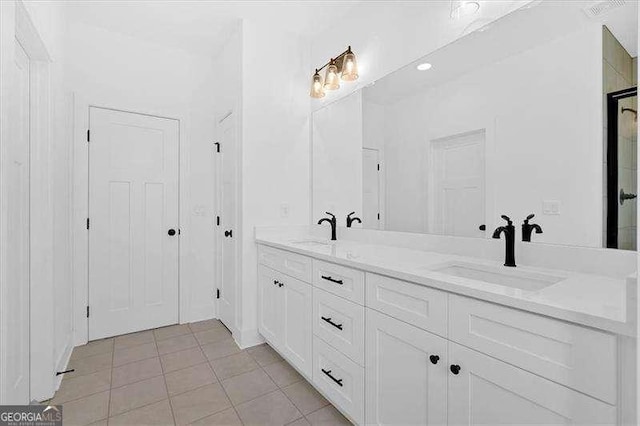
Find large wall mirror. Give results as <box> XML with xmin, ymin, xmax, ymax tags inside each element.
<box><xmin>312</xmin><ymin>0</ymin><xmax>638</xmax><ymax>249</ymax></box>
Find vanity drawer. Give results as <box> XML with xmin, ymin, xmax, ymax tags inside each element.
<box><xmin>313</xmin><ymin>336</ymin><xmax>364</xmax><ymax>425</ymax></box>
<box><xmin>365</xmin><ymin>273</ymin><xmax>448</xmax><ymax>337</ymax></box>
<box><xmin>313</xmin><ymin>288</ymin><xmax>365</xmax><ymax>366</ymax></box>
<box><xmin>313</xmin><ymin>260</ymin><xmax>365</xmax><ymax>305</ymax></box>
<box><xmin>258</xmin><ymin>245</ymin><xmax>312</xmax><ymax>283</ymax></box>
<box><xmin>448</xmin><ymin>295</ymin><xmax>617</xmax><ymax>404</ymax></box>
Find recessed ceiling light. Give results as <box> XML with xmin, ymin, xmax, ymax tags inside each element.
<box><xmin>416</xmin><ymin>63</ymin><xmax>432</xmax><ymax>71</ymax></box>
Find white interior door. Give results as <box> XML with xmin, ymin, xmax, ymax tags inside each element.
<box><xmin>428</xmin><ymin>130</ymin><xmax>485</xmax><ymax>237</ymax></box>
<box><xmin>362</xmin><ymin>148</ymin><xmax>380</xmax><ymax>229</ymax></box>
<box><xmin>88</xmin><ymin>107</ymin><xmax>179</xmax><ymax>340</ymax></box>
<box><xmin>1</xmin><ymin>39</ymin><xmax>31</xmax><ymax>403</ymax></box>
<box><xmin>217</xmin><ymin>113</ymin><xmax>236</xmax><ymax>332</ymax></box>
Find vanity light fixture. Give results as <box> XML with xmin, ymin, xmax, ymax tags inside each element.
<box><xmin>309</xmin><ymin>46</ymin><xmax>359</xmax><ymax>98</ymax></box>
<box><xmin>450</xmin><ymin>0</ymin><xmax>480</xmax><ymax>19</ymax></box>
<box><xmin>416</xmin><ymin>62</ymin><xmax>432</xmax><ymax>71</ymax></box>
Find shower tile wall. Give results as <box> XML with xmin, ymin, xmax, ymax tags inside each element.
<box><xmin>602</xmin><ymin>26</ymin><xmax>637</xmax><ymax>249</ymax></box>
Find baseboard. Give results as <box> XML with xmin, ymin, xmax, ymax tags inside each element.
<box><xmin>39</xmin><ymin>339</ymin><xmax>74</xmax><ymax>402</ymax></box>
<box><xmin>235</xmin><ymin>327</ymin><xmax>264</xmax><ymax>349</ymax></box>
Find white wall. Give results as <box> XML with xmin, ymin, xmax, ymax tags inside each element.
<box><xmin>381</xmin><ymin>25</ymin><xmax>603</xmax><ymax>247</ymax></box>
<box><xmin>237</xmin><ymin>20</ymin><xmax>310</xmax><ymax>346</ymax></box>
<box><xmin>65</xmin><ymin>20</ymin><xmax>219</xmax><ymax>339</ymax></box>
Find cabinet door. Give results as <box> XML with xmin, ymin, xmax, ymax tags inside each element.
<box><xmin>281</xmin><ymin>275</ymin><xmax>313</xmax><ymax>378</ymax></box>
<box><xmin>448</xmin><ymin>342</ymin><xmax>616</xmax><ymax>425</ymax></box>
<box><xmin>258</xmin><ymin>265</ymin><xmax>282</xmax><ymax>345</ymax></box>
<box><xmin>365</xmin><ymin>309</ymin><xmax>447</xmax><ymax>426</ymax></box>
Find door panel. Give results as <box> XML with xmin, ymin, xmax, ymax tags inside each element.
<box><xmin>257</xmin><ymin>266</ymin><xmax>282</xmax><ymax>345</ymax></box>
<box><xmin>89</xmin><ymin>107</ymin><xmax>179</xmax><ymax>340</ymax></box>
<box><xmin>2</xmin><ymin>39</ymin><xmax>31</xmax><ymax>403</ymax></box>
<box><xmin>447</xmin><ymin>342</ymin><xmax>616</xmax><ymax>425</ymax></box>
<box><xmin>218</xmin><ymin>114</ymin><xmax>236</xmax><ymax>331</ymax></box>
<box><xmin>365</xmin><ymin>309</ymin><xmax>447</xmax><ymax>426</ymax></box>
<box><xmin>281</xmin><ymin>276</ymin><xmax>312</xmax><ymax>377</ymax></box>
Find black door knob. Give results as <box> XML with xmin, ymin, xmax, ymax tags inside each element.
<box><xmin>450</xmin><ymin>364</ymin><xmax>461</xmax><ymax>375</ymax></box>
<box><xmin>225</xmin><ymin>230</ymin><xmax>233</xmax><ymax>238</ymax></box>
<box><xmin>168</xmin><ymin>229</ymin><xmax>176</xmax><ymax>236</ymax></box>
<box><xmin>429</xmin><ymin>355</ymin><xmax>440</xmax><ymax>365</ymax></box>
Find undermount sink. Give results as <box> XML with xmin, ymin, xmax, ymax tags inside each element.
<box><xmin>289</xmin><ymin>239</ymin><xmax>332</xmax><ymax>248</ymax></box>
<box><xmin>431</xmin><ymin>261</ymin><xmax>564</xmax><ymax>292</ymax></box>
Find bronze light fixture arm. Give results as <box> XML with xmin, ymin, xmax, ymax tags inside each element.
<box><xmin>314</xmin><ymin>46</ymin><xmax>353</xmax><ymax>74</ymax></box>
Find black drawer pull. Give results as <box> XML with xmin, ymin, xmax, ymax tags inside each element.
<box><xmin>430</xmin><ymin>355</ymin><xmax>440</xmax><ymax>365</ymax></box>
<box><xmin>273</xmin><ymin>280</ymin><xmax>279</xmax><ymax>286</ymax></box>
<box><xmin>321</xmin><ymin>368</ymin><xmax>343</xmax><ymax>387</ymax></box>
<box><xmin>321</xmin><ymin>275</ymin><xmax>343</xmax><ymax>285</ymax></box>
<box><xmin>450</xmin><ymin>364</ymin><xmax>461</xmax><ymax>375</ymax></box>
<box><xmin>321</xmin><ymin>316</ymin><xmax>343</xmax><ymax>330</ymax></box>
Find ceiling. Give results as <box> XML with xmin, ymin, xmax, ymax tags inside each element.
<box><xmin>366</xmin><ymin>0</ymin><xmax>638</xmax><ymax>104</ymax></box>
<box><xmin>64</xmin><ymin>0</ymin><xmax>361</xmax><ymax>56</ymax></box>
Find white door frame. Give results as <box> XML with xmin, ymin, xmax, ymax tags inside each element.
<box><xmin>72</xmin><ymin>98</ymin><xmax>190</xmax><ymax>346</ymax></box>
<box><xmin>1</xmin><ymin>0</ymin><xmax>57</xmax><ymax>403</ymax></box>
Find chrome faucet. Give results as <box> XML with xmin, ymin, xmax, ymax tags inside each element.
<box><xmin>346</xmin><ymin>212</ymin><xmax>361</xmax><ymax>228</ymax></box>
<box><xmin>521</xmin><ymin>214</ymin><xmax>543</xmax><ymax>242</ymax></box>
<box><xmin>318</xmin><ymin>212</ymin><xmax>337</xmax><ymax>241</ymax></box>
<box><xmin>493</xmin><ymin>215</ymin><xmax>516</xmax><ymax>267</ymax></box>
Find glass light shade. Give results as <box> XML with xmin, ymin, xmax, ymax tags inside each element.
<box><xmin>323</xmin><ymin>60</ymin><xmax>340</xmax><ymax>90</ymax></box>
<box><xmin>341</xmin><ymin>50</ymin><xmax>359</xmax><ymax>81</ymax></box>
<box><xmin>310</xmin><ymin>71</ymin><xmax>325</xmax><ymax>98</ymax></box>
<box><xmin>450</xmin><ymin>1</ymin><xmax>479</xmax><ymax>19</ymax></box>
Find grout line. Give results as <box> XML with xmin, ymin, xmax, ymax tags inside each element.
<box><xmin>152</xmin><ymin>330</ymin><xmax>178</xmax><ymax>426</ymax></box>
<box><xmin>106</xmin><ymin>343</ymin><xmax>115</xmax><ymax>421</ymax></box>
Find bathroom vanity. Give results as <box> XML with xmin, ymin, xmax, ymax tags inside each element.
<box><xmin>261</xmin><ymin>1</ymin><xmax>639</xmax><ymax>424</ymax></box>
<box><xmin>255</xmin><ymin>229</ymin><xmax>635</xmax><ymax>425</ymax></box>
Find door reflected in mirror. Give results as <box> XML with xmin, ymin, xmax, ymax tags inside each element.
<box><xmin>312</xmin><ymin>0</ymin><xmax>638</xmax><ymax>250</ymax></box>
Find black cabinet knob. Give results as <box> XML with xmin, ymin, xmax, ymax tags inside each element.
<box><xmin>224</xmin><ymin>230</ymin><xmax>233</xmax><ymax>238</ymax></box>
<box><xmin>168</xmin><ymin>229</ymin><xmax>176</xmax><ymax>236</ymax></box>
<box><xmin>450</xmin><ymin>364</ymin><xmax>461</xmax><ymax>375</ymax></box>
<box><xmin>429</xmin><ymin>355</ymin><xmax>440</xmax><ymax>365</ymax></box>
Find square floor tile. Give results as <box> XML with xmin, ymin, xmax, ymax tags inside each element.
<box><xmin>70</xmin><ymin>339</ymin><xmax>114</xmax><ymax>361</ymax></box>
<box><xmin>263</xmin><ymin>360</ymin><xmax>303</xmax><ymax>388</ymax></box>
<box><xmin>113</xmin><ymin>342</ymin><xmax>158</xmax><ymax>367</ymax></box>
<box><xmin>114</xmin><ymin>330</ymin><xmax>155</xmax><ymax>350</ymax></box>
<box><xmin>157</xmin><ymin>334</ymin><xmax>198</xmax><ymax>355</ymax></box>
<box><xmin>112</xmin><ymin>357</ymin><xmax>163</xmax><ymax>389</ymax></box>
<box><xmin>52</xmin><ymin>369</ymin><xmax>111</xmax><ymax>404</ymax></box>
<box><xmin>170</xmin><ymin>383</ymin><xmax>231</xmax><ymax>425</ymax></box>
<box><xmin>189</xmin><ymin>407</ymin><xmax>242</xmax><ymax>426</ymax></box>
<box><xmin>160</xmin><ymin>347</ymin><xmax>206</xmax><ymax>374</ymax></box>
<box><xmin>305</xmin><ymin>406</ymin><xmax>351</xmax><ymax>425</ymax></box>
<box><xmin>67</xmin><ymin>352</ymin><xmax>112</xmax><ymax>378</ymax></box>
<box><xmin>282</xmin><ymin>381</ymin><xmax>329</xmax><ymax>415</ymax></box>
<box><xmin>201</xmin><ymin>339</ymin><xmax>241</xmax><ymax>361</ymax></box>
<box><xmin>221</xmin><ymin>368</ymin><xmax>278</xmax><ymax>405</ymax></box>
<box><xmin>194</xmin><ymin>328</ymin><xmax>231</xmax><ymax>346</ymax></box>
<box><xmin>188</xmin><ymin>319</ymin><xmax>224</xmax><ymax>334</ymax></box>
<box><xmin>108</xmin><ymin>399</ymin><xmax>174</xmax><ymax>426</ymax></box>
<box><xmin>247</xmin><ymin>344</ymin><xmax>282</xmax><ymax>367</ymax></box>
<box><xmin>153</xmin><ymin>324</ymin><xmax>192</xmax><ymax>342</ymax></box>
<box><xmin>165</xmin><ymin>363</ymin><xmax>217</xmax><ymax>396</ymax></box>
<box><xmin>210</xmin><ymin>352</ymin><xmax>259</xmax><ymax>380</ymax></box>
<box><xmin>109</xmin><ymin>375</ymin><xmax>168</xmax><ymax>416</ymax></box>
<box><xmin>59</xmin><ymin>390</ymin><xmax>109</xmax><ymax>426</ymax></box>
<box><xmin>235</xmin><ymin>390</ymin><xmax>302</xmax><ymax>426</ymax></box>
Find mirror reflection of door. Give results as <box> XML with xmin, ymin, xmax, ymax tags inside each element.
<box><xmin>362</xmin><ymin>148</ymin><xmax>380</xmax><ymax>229</ymax></box>
<box><xmin>604</xmin><ymin>27</ymin><xmax>637</xmax><ymax>250</ymax></box>
<box><xmin>428</xmin><ymin>130</ymin><xmax>485</xmax><ymax>238</ymax></box>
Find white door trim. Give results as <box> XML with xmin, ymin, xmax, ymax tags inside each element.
<box><xmin>72</xmin><ymin>97</ymin><xmax>191</xmax><ymax>346</ymax></box>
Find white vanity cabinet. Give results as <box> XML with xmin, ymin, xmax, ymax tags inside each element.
<box><xmin>365</xmin><ymin>308</ymin><xmax>448</xmax><ymax>426</ymax></box>
<box><xmin>257</xmin><ymin>245</ymin><xmax>621</xmax><ymax>426</ymax></box>
<box><xmin>257</xmin><ymin>263</ymin><xmax>313</xmax><ymax>378</ymax></box>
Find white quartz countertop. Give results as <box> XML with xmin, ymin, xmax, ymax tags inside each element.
<box><xmin>256</xmin><ymin>235</ymin><xmax>635</xmax><ymax>336</ymax></box>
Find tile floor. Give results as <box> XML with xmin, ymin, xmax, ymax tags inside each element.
<box><xmin>50</xmin><ymin>319</ymin><xmax>351</xmax><ymax>426</ymax></box>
